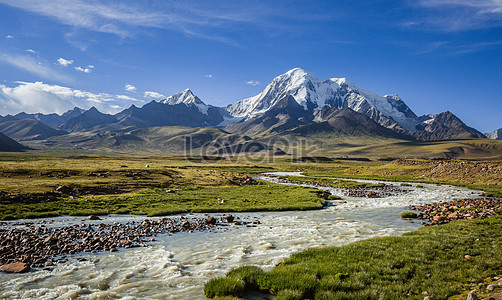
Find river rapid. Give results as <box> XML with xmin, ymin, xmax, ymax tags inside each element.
<box><xmin>0</xmin><ymin>173</ymin><xmax>481</xmax><ymax>299</ymax></box>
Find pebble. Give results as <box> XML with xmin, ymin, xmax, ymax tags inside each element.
<box><xmin>408</xmin><ymin>198</ymin><xmax>502</xmax><ymax>226</ymax></box>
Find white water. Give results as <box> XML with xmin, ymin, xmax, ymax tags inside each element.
<box><xmin>0</xmin><ymin>173</ymin><xmax>481</xmax><ymax>299</ymax></box>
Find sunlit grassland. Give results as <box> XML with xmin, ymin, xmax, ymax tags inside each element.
<box><xmin>0</xmin><ymin>184</ymin><xmax>326</xmax><ymax>220</ymax></box>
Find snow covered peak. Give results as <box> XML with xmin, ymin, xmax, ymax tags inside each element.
<box><xmin>160</xmin><ymin>89</ymin><xmax>208</xmax><ymax>114</ymax></box>
<box><xmin>226</xmin><ymin>68</ymin><xmax>421</xmax><ymax>131</ymax></box>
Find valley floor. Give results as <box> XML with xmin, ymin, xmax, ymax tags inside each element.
<box><xmin>0</xmin><ymin>153</ymin><xmax>501</xmax><ymax>299</ymax></box>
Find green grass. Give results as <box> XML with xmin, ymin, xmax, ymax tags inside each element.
<box><xmin>205</xmin><ymin>214</ymin><xmax>502</xmax><ymax>299</ymax></box>
<box><xmin>401</xmin><ymin>211</ymin><xmax>418</xmax><ymax>219</ymax></box>
<box><xmin>283</xmin><ymin>176</ymin><xmax>385</xmax><ymax>189</ymax></box>
<box><xmin>0</xmin><ymin>183</ymin><xmax>327</xmax><ymax>219</ymax></box>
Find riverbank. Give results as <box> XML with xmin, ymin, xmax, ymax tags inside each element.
<box><xmin>205</xmin><ymin>212</ymin><xmax>502</xmax><ymax>299</ymax></box>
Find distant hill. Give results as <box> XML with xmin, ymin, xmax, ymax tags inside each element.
<box><xmin>38</xmin><ymin>126</ymin><xmax>260</xmax><ymax>154</ymax></box>
<box><xmin>0</xmin><ymin>117</ymin><xmax>67</xmax><ymax>140</ymax></box>
<box><xmin>0</xmin><ymin>131</ymin><xmax>26</xmax><ymax>151</ymax></box>
<box><xmin>14</xmin><ymin>107</ymin><xmax>84</xmax><ymax>128</ymax></box>
<box><xmin>60</xmin><ymin>107</ymin><xmax>117</xmax><ymax>132</ymax></box>
<box><xmin>411</xmin><ymin>111</ymin><xmax>486</xmax><ymax>141</ymax></box>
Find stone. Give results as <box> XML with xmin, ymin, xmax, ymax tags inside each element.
<box><xmin>433</xmin><ymin>215</ymin><xmax>447</xmax><ymax>222</ymax></box>
<box><xmin>423</xmin><ymin>296</ymin><xmax>433</xmax><ymax>300</ymax></box>
<box><xmin>465</xmin><ymin>255</ymin><xmax>472</xmax><ymax>260</ymax></box>
<box><xmin>224</xmin><ymin>215</ymin><xmax>234</xmax><ymax>223</ymax></box>
<box><xmin>467</xmin><ymin>290</ymin><xmax>478</xmax><ymax>300</ymax></box>
<box><xmin>205</xmin><ymin>217</ymin><xmax>217</xmax><ymax>225</ymax></box>
<box><xmin>0</xmin><ymin>262</ymin><xmax>30</xmax><ymax>273</ymax></box>
<box><xmin>487</xmin><ymin>284</ymin><xmax>498</xmax><ymax>292</ymax></box>
<box><xmin>87</xmin><ymin>215</ymin><xmax>101</xmax><ymax>220</ymax></box>
<box><xmin>181</xmin><ymin>221</ymin><xmax>190</xmax><ymax>228</ymax></box>
<box><xmin>365</xmin><ymin>192</ymin><xmax>379</xmax><ymax>198</ymax></box>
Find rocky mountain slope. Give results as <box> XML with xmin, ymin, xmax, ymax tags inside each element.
<box><xmin>411</xmin><ymin>111</ymin><xmax>486</xmax><ymax>141</ymax></box>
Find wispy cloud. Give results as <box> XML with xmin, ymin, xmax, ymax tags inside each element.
<box><xmin>125</xmin><ymin>83</ymin><xmax>136</xmax><ymax>92</ymax></box>
<box><xmin>116</xmin><ymin>94</ymin><xmax>142</xmax><ymax>102</ymax></box>
<box><xmin>26</xmin><ymin>49</ymin><xmax>38</xmax><ymax>54</ymax></box>
<box><xmin>204</xmin><ymin>74</ymin><xmax>213</xmax><ymax>78</ymax></box>
<box><xmin>0</xmin><ymin>0</ymin><xmax>327</xmax><ymax>45</ymax></box>
<box><xmin>411</xmin><ymin>0</ymin><xmax>502</xmax><ymax>31</ymax></box>
<box><xmin>245</xmin><ymin>80</ymin><xmax>260</xmax><ymax>86</ymax></box>
<box><xmin>57</xmin><ymin>57</ymin><xmax>74</xmax><ymax>67</ymax></box>
<box><xmin>5</xmin><ymin>35</ymin><xmax>14</xmax><ymax>39</ymax></box>
<box><xmin>0</xmin><ymin>53</ymin><xmax>71</xmax><ymax>82</ymax></box>
<box><xmin>75</xmin><ymin>65</ymin><xmax>94</xmax><ymax>73</ymax></box>
<box><xmin>0</xmin><ymin>81</ymin><xmax>144</xmax><ymax>115</ymax></box>
<box><xmin>144</xmin><ymin>91</ymin><xmax>165</xmax><ymax>99</ymax></box>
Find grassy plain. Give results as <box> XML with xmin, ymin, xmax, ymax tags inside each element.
<box><xmin>0</xmin><ymin>153</ymin><xmax>329</xmax><ymax>219</ymax></box>
<box><xmin>1</xmin><ymin>151</ymin><xmax>501</xmax><ymax>299</ymax></box>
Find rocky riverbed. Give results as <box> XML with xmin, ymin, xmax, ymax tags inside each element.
<box><xmin>408</xmin><ymin>197</ymin><xmax>502</xmax><ymax>226</ymax></box>
<box><xmin>0</xmin><ymin>214</ymin><xmax>251</xmax><ymax>273</ymax></box>
<box><xmin>270</xmin><ymin>176</ymin><xmax>409</xmax><ymax>198</ymax></box>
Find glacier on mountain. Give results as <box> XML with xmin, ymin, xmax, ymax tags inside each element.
<box><xmin>226</xmin><ymin>68</ymin><xmax>421</xmax><ymax>131</ymax></box>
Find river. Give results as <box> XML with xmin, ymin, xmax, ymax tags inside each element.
<box><xmin>0</xmin><ymin>173</ymin><xmax>481</xmax><ymax>299</ymax></box>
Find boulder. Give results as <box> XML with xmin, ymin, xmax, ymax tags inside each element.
<box><xmin>365</xmin><ymin>192</ymin><xmax>379</xmax><ymax>198</ymax></box>
<box><xmin>87</xmin><ymin>215</ymin><xmax>101</xmax><ymax>220</ymax></box>
<box><xmin>0</xmin><ymin>262</ymin><xmax>30</xmax><ymax>273</ymax></box>
<box><xmin>205</xmin><ymin>217</ymin><xmax>217</xmax><ymax>225</ymax></box>
<box><xmin>224</xmin><ymin>215</ymin><xmax>235</xmax><ymax>223</ymax></box>
<box><xmin>467</xmin><ymin>290</ymin><xmax>478</xmax><ymax>300</ymax></box>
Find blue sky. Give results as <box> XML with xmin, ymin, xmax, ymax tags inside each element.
<box><xmin>0</xmin><ymin>0</ymin><xmax>501</xmax><ymax>132</ymax></box>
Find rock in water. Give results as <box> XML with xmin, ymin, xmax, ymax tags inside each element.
<box><xmin>224</xmin><ymin>215</ymin><xmax>235</xmax><ymax>223</ymax></box>
<box><xmin>0</xmin><ymin>262</ymin><xmax>30</xmax><ymax>273</ymax></box>
<box><xmin>205</xmin><ymin>217</ymin><xmax>217</xmax><ymax>225</ymax></box>
<box><xmin>87</xmin><ymin>215</ymin><xmax>101</xmax><ymax>220</ymax></box>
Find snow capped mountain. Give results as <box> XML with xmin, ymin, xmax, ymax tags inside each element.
<box><xmin>486</xmin><ymin>128</ymin><xmax>502</xmax><ymax>140</ymax></box>
<box><xmin>160</xmin><ymin>89</ymin><xmax>209</xmax><ymax>115</ymax></box>
<box><xmin>226</xmin><ymin>68</ymin><xmax>421</xmax><ymax>131</ymax></box>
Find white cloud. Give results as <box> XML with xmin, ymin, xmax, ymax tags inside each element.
<box><xmin>117</xmin><ymin>94</ymin><xmax>142</xmax><ymax>102</ymax></box>
<box><xmin>26</xmin><ymin>49</ymin><xmax>37</xmax><ymax>54</ymax></box>
<box><xmin>125</xmin><ymin>84</ymin><xmax>137</xmax><ymax>92</ymax></box>
<box><xmin>0</xmin><ymin>81</ymin><xmax>145</xmax><ymax>115</ymax></box>
<box><xmin>57</xmin><ymin>57</ymin><xmax>74</xmax><ymax>67</ymax></box>
<box><xmin>5</xmin><ymin>35</ymin><xmax>14</xmax><ymax>39</ymax></box>
<box><xmin>0</xmin><ymin>53</ymin><xmax>71</xmax><ymax>82</ymax></box>
<box><xmin>75</xmin><ymin>65</ymin><xmax>94</xmax><ymax>73</ymax></box>
<box><xmin>245</xmin><ymin>80</ymin><xmax>261</xmax><ymax>86</ymax></box>
<box><xmin>144</xmin><ymin>91</ymin><xmax>165</xmax><ymax>99</ymax></box>
<box><xmin>205</xmin><ymin>74</ymin><xmax>213</xmax><ymax>78</ymax></box>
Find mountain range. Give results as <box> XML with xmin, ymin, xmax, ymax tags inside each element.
<box><xmin>0</xmin><ymin>68</ymin><xmax>498</xmax><ymax>154</ymax></box>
